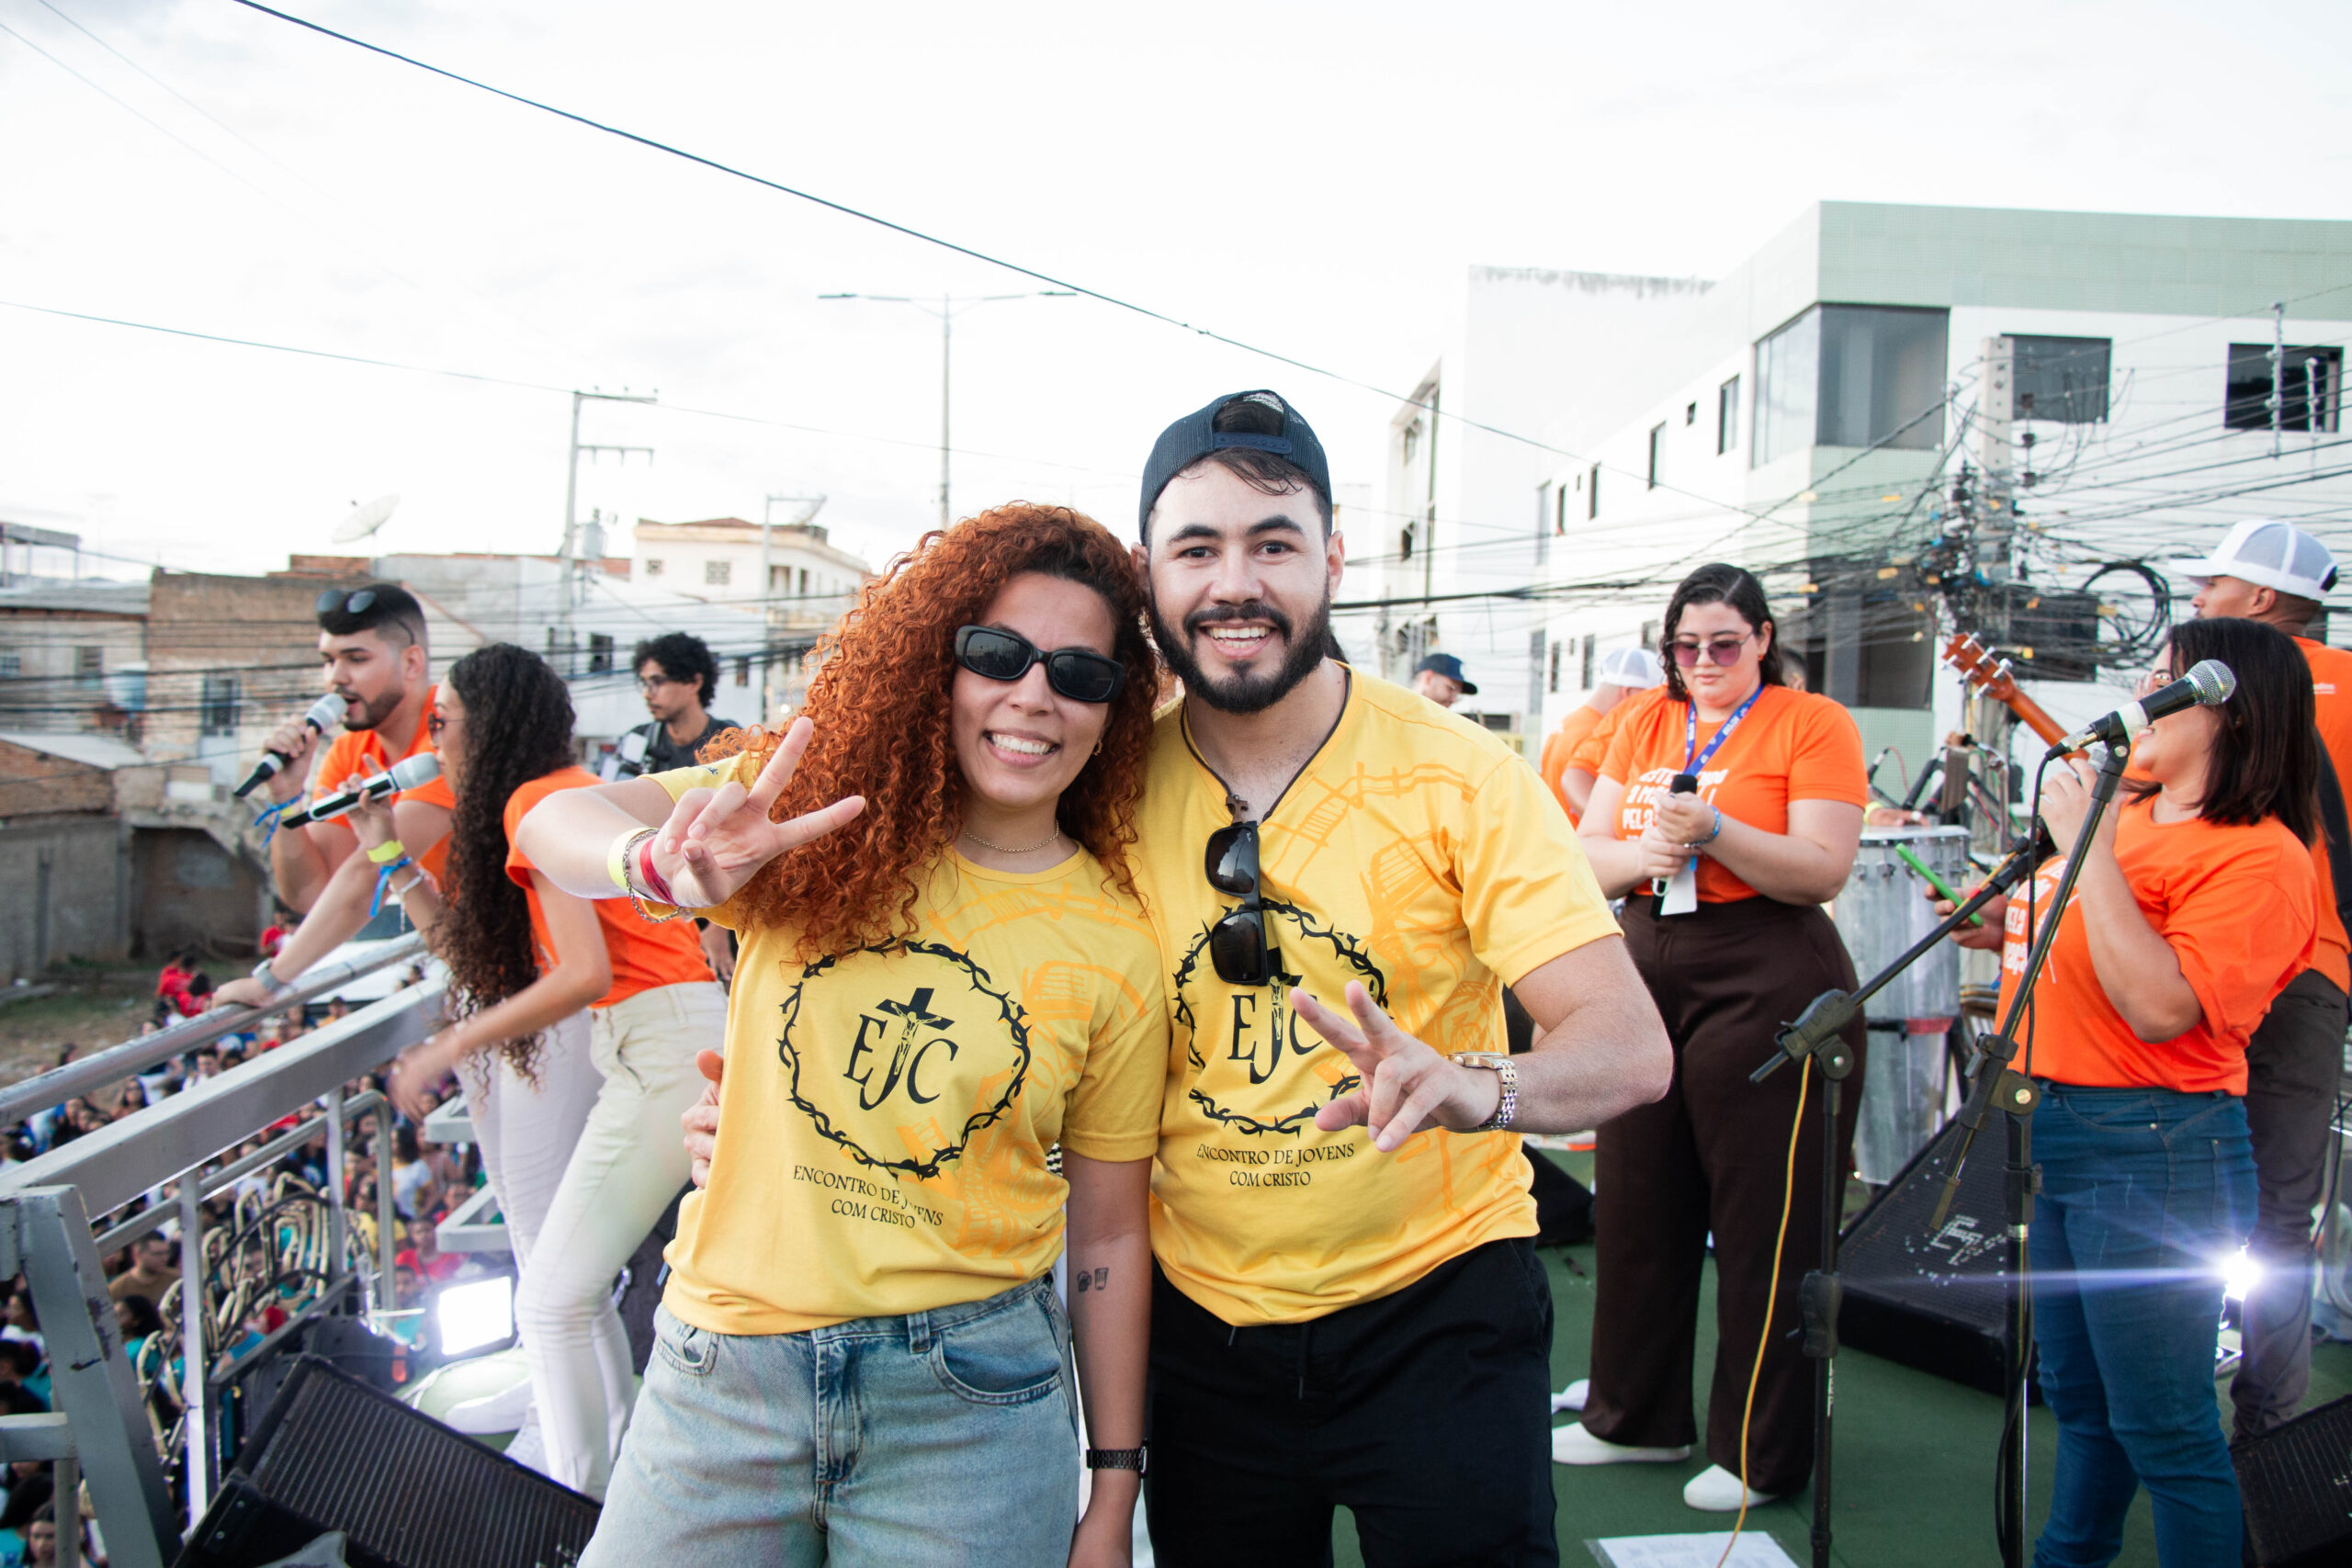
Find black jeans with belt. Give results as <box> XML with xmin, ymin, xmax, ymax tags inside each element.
<box><xmin>1581</xmin><ymin>893</ymin><xmax>1865</xmax><ymax>1496</ymax></box>
<box><xmin>1145</xmin><ymin>1238</ymin><xmax>1557</xmax><ymax>1567</ymax></box>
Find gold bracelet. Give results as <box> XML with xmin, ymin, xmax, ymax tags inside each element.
<box><xmin>616</xmin><ymin>827</ymin><xmax>692</xmax><ymax>923</ymax></box>
<box><xmin>606</xmin><ymin>828</ymin><xmax>645</xmax><ymax>895</ymax></box>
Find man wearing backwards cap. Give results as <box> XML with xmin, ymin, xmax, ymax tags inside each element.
<box><xmin>1540</xmin><ymin>645</ymin><xmax>1665</xmax><ymax>823</ymax></box>
<box><xmin>1125</xmin><ymin>389</ymin><xmax>1670</xmax><ymax>1561</ymax></box>
<box><xmin>2173</xmin><ymin>518</ymin><xmax>2352</xmax><ymax>1439</ymax></box>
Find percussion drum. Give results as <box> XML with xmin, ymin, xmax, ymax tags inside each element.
<box><xmin>1835</xmin><ymin>827</ymin><xmax>1971</xmax><ymax>1184</ymax></box>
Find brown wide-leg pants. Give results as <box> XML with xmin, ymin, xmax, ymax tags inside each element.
<box><xmin>1581</xmin><ymin>893</ymin><xmax>1867</xmax><ymax>1497</ymax></box>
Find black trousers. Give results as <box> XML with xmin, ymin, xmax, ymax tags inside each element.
<box><xmin>1145</xmin><ymin>1239</ymin><xmax>1557</xmax><ymax>1567</ymax></box>
<box><xmin>1582</xmin><ymin>895</ymin><xmax>1864</xmax><ymax>1496</ymax></box>
<box><xmin>2233</xmin><ymin>966</ymin><xmax>2347</xmax><ymax>1439</ymax></box>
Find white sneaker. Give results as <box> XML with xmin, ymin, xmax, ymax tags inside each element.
<box><xmin>1551</xmin><ymin>1424</ymin><xmax>1690</xmax><ymax>1465</ymax></box>
<box><xmin>1682</xmin><ymin>1464</ymin><xmax>1781</xmax><ymax>1511</ymax></box>
<box><xmin>1550</xmin><ymin>1379</ymin><xmax>1589</xmax><ymax>1414</ymax></box>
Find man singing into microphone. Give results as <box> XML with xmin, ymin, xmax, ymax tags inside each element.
<box><xmin>216</xmin><ymin>584</ymin><xmax>455</xmax><ymax>1009</ymax></box>
<box><xmin>2171</xmin><ymin>519</ymin><xmax>2351</xmax><ymax>1440</ymax></box>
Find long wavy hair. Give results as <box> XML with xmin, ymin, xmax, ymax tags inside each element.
<box><xmin>435</xmin><ymin>643</ymin><xmax>577</xmax><ymax>1078</ymax></box>
<box><xmin>708</xmin><ymin>502</ymin><xmax>1159</xmax><ymax>960</ymax></box>
<box><xmin>1658</xmin><ymin>562</ymin><xmax>1794</xmax><ymax>703</ymax></box>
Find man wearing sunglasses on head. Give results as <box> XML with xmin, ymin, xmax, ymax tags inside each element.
<box><xmin>216</xmin><ymin>584</ymin><xmax>458</xmax><ymax>1010</ymax></box>
<box><xmin>1127</xmin><ymin>390</ymin><xmax>1673</xmax><ymax>1564</ymax></box>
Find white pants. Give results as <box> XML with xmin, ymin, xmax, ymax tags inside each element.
<box><xmin>514</xmin><ymin>980</ymin><xmax>727</xmax><ymax>1498</ymax></box>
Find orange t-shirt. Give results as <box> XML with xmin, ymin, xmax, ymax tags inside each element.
<box><xmin>1996</xmin><ymin>798</ymin><xmax>2315</xmax><ymax>1095</ymax></box>
<box><xmin>1599</xmin><ymin>684</ymin><xmax>1867</xmax><ymax>903</ymax></box>
<box><xmin>310</xmin><ymin>686</ymin><xmax>457</xmax><ymax>875</ymax></box>
<box><xmin>2297</xmin><ymin>637</ymin><xmax>2352</xmax><ymax>994</ymax></box>
<box><xmin>1541</xmin><ymin>706</ymin><xmax>1604</xmax><ymax>820</ymax></box>
<box><xmin>502</xmin><ymin>768</ymin><xmax>713</xmax><ymax>1008</ymax></box>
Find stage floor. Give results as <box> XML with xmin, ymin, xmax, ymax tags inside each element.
<box><xmin>1322</xmin><ymin>1150</ymin><xmax>2352</xmax><ymax>1568</ymax></box>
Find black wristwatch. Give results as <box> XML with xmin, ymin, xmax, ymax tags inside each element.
<box><xmin>1085</xmin><ymin>1446</ymin><xmax>1148</xmax><ymax>1476</ymax></box>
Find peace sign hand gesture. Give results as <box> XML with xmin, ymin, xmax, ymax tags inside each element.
<box><xmin>647</xmin><ymin>717</ymin><xmax>865</xmax><ymax>908</ymax></box>
<box><xmin>1299</xmin><ymin>983</ymin><xmax>1503</xmax><ymax>1152</ymax></box>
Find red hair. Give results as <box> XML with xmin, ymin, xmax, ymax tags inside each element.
<box><xmin>707</xmin><ymin>502</ymin><xmax>1159</xmax><ymax>959</ymax></box>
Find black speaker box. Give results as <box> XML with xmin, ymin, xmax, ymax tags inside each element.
<box><xmin>1837</xmin><ymin>1117</ymin><xmax>2041</xmax><ymax>1400</ymax></box>
<box><xmin>175</xmin><ymin>1356</ymin><xmax>600</xmax><ymax>1568</ymax></box>
<box><xmin>2234</xmin><ymin>1392</ymin><xmax>2352</xmax><ymax>1567</ymax></box>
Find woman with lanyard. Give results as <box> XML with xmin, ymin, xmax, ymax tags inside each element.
<box><xmin>1940</xmin><ymin>616</ymin><xmax>2315</xmax><ymax>1566</ymax></box>
<box><xmin>512</xmin><ymin>503</ymin><xmax>1161</xmax><ymax>1566</ymax></box>
<box><xmin>348</xmin><ymin>642</ymin><xmax>725</xmax><ymax>1498</ymax></box>
<box><xmin>1557</xmin><ymin>562</ymin><xmax>1867</xmax><ymax>1515</ymax></box>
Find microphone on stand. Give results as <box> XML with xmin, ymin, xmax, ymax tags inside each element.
<box><xmin>2043</xmin><ymin>660</ymin><xmax>2233</xmax><ymax>757</ymax></box>
<box><xmin>280</xmin><ymin>752</ymin><xmax>440</xmax><ymax>829</ymax></box>
<box><xmin>232</xmin><ymin>694</ymin><xmax>347</xmax><ymax>799</ymax></box>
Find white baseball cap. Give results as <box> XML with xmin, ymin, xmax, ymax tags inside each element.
<box><xmin>2168</xmin><ymin>519</ymin><xmax>2338</xmax><ymax>600</ymax></box>
<box><xmin>1598</xmin><ymin>646</ymin><xmax>1665</xmax><ymax>689</ymax></box>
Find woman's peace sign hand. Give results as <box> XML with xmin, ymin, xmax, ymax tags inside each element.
<box><xmin>647</xmin><ymin>717</ymin><xmax>865</xmax><ymax>908</ymax></box>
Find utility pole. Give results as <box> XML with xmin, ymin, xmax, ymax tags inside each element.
<box><xmin>558</xmin><ymin>389</ymin><xmax>656</xmax><ymax>672</ymax></box>
<box><xmin>820</xmin><ymin>290</ymin><xmax>1076</xmax><ymax>527</ymax></box>
<box><xmin>2270</xmin><ymin>302</ymin><xmax>2287</xmax><ymax>459</ymax></box>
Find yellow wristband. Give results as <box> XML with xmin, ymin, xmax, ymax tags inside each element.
<box><xmin>366</xmin><ymin>839</ymin><xmax>407</xmax><ymax>864</ymax></box>
<box><xmin>607</xmin><ymin>828</ymin><xmax>642</xmax><ymax>894</ymax></box>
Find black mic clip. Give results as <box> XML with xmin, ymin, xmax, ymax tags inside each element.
<box><xmin>1926</xmin><ymin>1030</ymin><xmax>2041</xmax><ymax>1229</ymax></box>
<box><xmin>1751</xmin><ymin>990</ymin><xmax>1860</xmax><ymax>1085</ymax></box>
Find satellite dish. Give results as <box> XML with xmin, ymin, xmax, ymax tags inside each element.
<box><xmin>331</xmin><ymin>493</ymin><xmax>401</xmax><ymax>544</ymax></box>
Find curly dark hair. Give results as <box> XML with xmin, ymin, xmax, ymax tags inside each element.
<box><xmin>436</xmin><ymin>644</ymin><xmax>576</xmax><ymax>1079</ymax></box>
<box><xmin>631</xmin><ymin>631</ymin><xmax>718</xmax><ymax>707</ymax></box>
<box><xmin>1658</xmin><ymin>562</ymin><xmax>1794</xmax><ymax>703</ymax></box>
<box><xmin>707</xmin><ymin>502</ymin><xmax>1159</xmax><ymax>960</ymax></box>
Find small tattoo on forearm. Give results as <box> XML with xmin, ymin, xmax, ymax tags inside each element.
<box><xmin>1074</xmin><ymin>1267</ymin><xmax>1109</xmax><ymax>1293</ymax></box>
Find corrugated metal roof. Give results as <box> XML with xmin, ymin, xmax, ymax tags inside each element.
<box><xmin>0</xmin><ymin>731</ymin><xmax>149</xmax><ymax>769</ymax></box>
<box><xmin>0</xmin><ymin>581</ymin><xmax>151</xmax><ymax>615</ymax></box>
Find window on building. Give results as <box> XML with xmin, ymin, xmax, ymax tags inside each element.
<box><xmin>1547</xmin><ymin>638</ymin><xmax>1564</xmax><ymax>694</ymax></box>
<box><xmin>1718</xmin><ymin>376</ymin><xmax>1741</xmax><ymax>455</ymax></box>
<box><xmin>1639</xmin><ymin>619</ymin><xmax>1658</xmax><ymax>651</ymax></box>
<box><xmin>798</xmin><ymin>569</ymin><xmax>810</xmax><ymax>595</ymax></box>
<box><xmin>200</xmin><ymin>674</ymin><xmax>241</xmax><ymax>737</ymax></box>
<box><xmin>735</xmin><ymin>657</ymin><xmax>751</xmax><ymax>688</ymax></box>
<box><xmin>1647</xmin><ymin>423</ymin><xmax>1666</xmax><ymax>489</ymax></box>
<box><xmin>1579</xmin><ymin>634</ymin><xmax>1596</xmax><ymax>689</ymax></box>
<box><xmin>1755</xmin><ymin>305</ymin><xmax>1949</xmax><ymax>464</ymax></box>
<box><xmin>1555</xmin><ymin>483</ymin><xmax>1567</xmax><ymax>537</ymax></box>
<box><xmin>1587</xmin><ymin>464</ymin><xmax>1600</xmax><ymax>519</ymax></box>
<box><xmin>644</xmin><ymin>558</ymin><xmax>664</xmax><ymax>578</ymax></box>
<box><xmin>2009</xmin><ymin>335</ymin><xmax>2112</xmax><ymax>423</ymax></box>
<box><xmin>0</xmin><ymin>649</ymin><xmax>18</xmax><ymax>679</ymax></box>
<box><xmin>74</xmin><ymin>646</ymin><xmax>102</xmax><ymax>685</ymax></box>
<box><xmin>1685</xmin><ymin>401</ymin><xmax>1698</xmax><ymax>425</ymax></box>
<box><xmin>1401</xmin><ymin>420</ymin><xmax>1421</xmax><ymax>468</ymax></box>
<box><xmin>1399</xmin><ymin>522</ymin><xmax>1415</xmax><ymax>561</ymax></box>
<box><xmin>588</xmin><ymin>633</ymin><xmax>613</xmax><ymax>675</ymax></box>
<box><xmin>2226</xmin><ymin>343</ymin><xmax>2343</xmax><ymax>433</ymax></box>
<box><xmin>705</xmin><ymin>559</ymin><xmax>731</xmax><ymax>587</ymax></box>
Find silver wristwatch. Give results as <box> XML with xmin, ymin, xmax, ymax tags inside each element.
<box><xmin>1454</xmin><ymin>1052</ymin><xmax>1519</xmax><ymax>1132</ymax></box>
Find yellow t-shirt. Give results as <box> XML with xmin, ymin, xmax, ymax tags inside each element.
<box><xmin>646</xmin><ymin>759</ymin><xmax>1168</xmax><ymax>1336</ymax></box>
<box><xmin>1133</xmin><ymin>673</ymin><xmax>1623</xmax><ymax>1325</ymax></box>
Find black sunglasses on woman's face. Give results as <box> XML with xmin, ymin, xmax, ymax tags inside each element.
<box><xmin>953</xmin><ymin>626</ymin><xmax>1126</xmax><ymax>704</ymax></box>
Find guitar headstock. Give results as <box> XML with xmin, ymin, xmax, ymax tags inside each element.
<box><xmin>1942</xmin><ymin>631</ymin><xmax>2019</xmax><ymax>703</ymax></box>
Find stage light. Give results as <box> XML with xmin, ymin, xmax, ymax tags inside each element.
<box><xmin>435</xmin><ymin>1276</ymin><xmax>514</xmax><ymax>1355</ymax></box>
<box><xmin>2222</xmin><ymin>1246</ymin><xmax>2261</xmax><ymax>1302</ymax></box>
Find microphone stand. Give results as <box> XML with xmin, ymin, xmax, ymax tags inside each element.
<box><xmin>1750</xmin><ymin>829</ymin><xmax>2052</xmax><ymax>1568</ymax></box>
<box><xmin>1923</xmin><ymin>736</ymin><xmax>2132</xmax><ymax>1568</ymax></box>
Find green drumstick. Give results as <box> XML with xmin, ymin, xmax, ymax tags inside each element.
<box><xmin>1893</xmin><ymin>842</ymin><xmax>1985</xmax><ymax>928</ymax></box>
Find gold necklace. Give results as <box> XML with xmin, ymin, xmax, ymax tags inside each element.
<box><xmin>960</xmin><ymin>823</ymin><xmax>1065</xmax><ymax>855</ymax></box>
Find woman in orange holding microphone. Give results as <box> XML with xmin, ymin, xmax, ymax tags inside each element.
<box><xmin>1944</xmin><ymin>615</ymin><xmax>2317</xmax><ymax>1566</ymax></box>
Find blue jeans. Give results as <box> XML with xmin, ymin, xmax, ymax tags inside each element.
<box><xmin>584</xmin><ymin>1278</ymin><xmax>1079</xmax><ymax>1567</ymax></box>
<box><xmin>2030</xmin><ymin>1084</ymin><xmax>2255</xmax><ymax>1568</ymax></box>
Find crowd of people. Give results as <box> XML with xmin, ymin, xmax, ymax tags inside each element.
<box><xmin>17</xmin><ymin>381</ymin><xmax>2350</xmax><ymax>1568</ymax></box>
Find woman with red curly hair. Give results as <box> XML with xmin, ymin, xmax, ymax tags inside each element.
<box><xmin>517</xmin><ymin>502</ymin><xmax>1164</xmax><ymax>1567</ymax></box>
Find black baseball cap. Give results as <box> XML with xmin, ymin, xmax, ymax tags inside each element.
<box><xmin>1415</xmin><ymin>653</ymin><xmax>1476</xmax><ymax>694</ymax></box>
<box><xmin>1138</xmin><ymin>389</ymin><xmax>1332</xmax><ymax>537</ymax></box>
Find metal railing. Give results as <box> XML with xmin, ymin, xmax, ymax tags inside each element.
<box><xmin>0</xmin><ymin>955</ymin><xmax>445</xmax><ymax>1568</ymax></box>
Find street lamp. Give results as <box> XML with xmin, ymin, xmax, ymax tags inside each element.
<box><xmin>820</xmin><ymin>291</ymin><xmax>1076</xmax><ymax>528</ymax></box>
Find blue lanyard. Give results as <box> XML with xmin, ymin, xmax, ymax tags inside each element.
<box><xmin>1681</xmin><ymin>686</ymin><xmax>1765</xmax><ymax>777</ymax></box>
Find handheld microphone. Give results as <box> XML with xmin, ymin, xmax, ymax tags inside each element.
<box><xmin>1650</xmin><ymin>773</ymin><xmax>1701</xmax><ymax>899</ymax></box>
<box><xmin>232</xmin><ymin>694</ymin><xmax>347</xmax><ymax>799</ymax></box>
<box><xmin>281</xmin><ymin>752</ymin><xmax>440</xmax><ymax>829</ymax></box>
<box><xmin>2043</xmin><ymin>660</ymin><xmax>2234</xmax><ymax>757</ymax></box>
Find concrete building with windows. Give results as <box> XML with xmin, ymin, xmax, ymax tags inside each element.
<box><xmin>1385</xmin><ymin>205</ymin><xmax>2352</xmax><ymax>776</ymax></box>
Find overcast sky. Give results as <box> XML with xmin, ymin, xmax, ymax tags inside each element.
<box><xmin>3</xmin><ymin>0</ymin><xmax>2346</xmax><ymax>582</ymax></box>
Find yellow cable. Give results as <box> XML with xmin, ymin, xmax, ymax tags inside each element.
<box><xmin>1717</xmin><ymin>1056</ymin><xmax>1813</xmax><ymax>1568</ymax></box>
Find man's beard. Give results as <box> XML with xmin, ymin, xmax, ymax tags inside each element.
<box><xmin>1149</xmin><ymin>592</ymin><xmax>1333</xmax><ymax>716</ymax></box>
<box><xmin>340</xmin><ymin>686</ymin><xmax>402</xmax><ymax>732</ymax></box>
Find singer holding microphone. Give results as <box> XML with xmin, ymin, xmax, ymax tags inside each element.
<box><xmin>352</xmin><ymin>642</ymin><xmax>724</xmax><ymax>1500</ymax></box>
<box><xmin>1559</xmin><ymin>563</ymin><xmax>1866</xmax><ymax>1515</ymax></box>
<box><xmin>1940</xmin><ymin>617</ymin><xmax>2317</xmax><ymax>1568</ymax></box>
